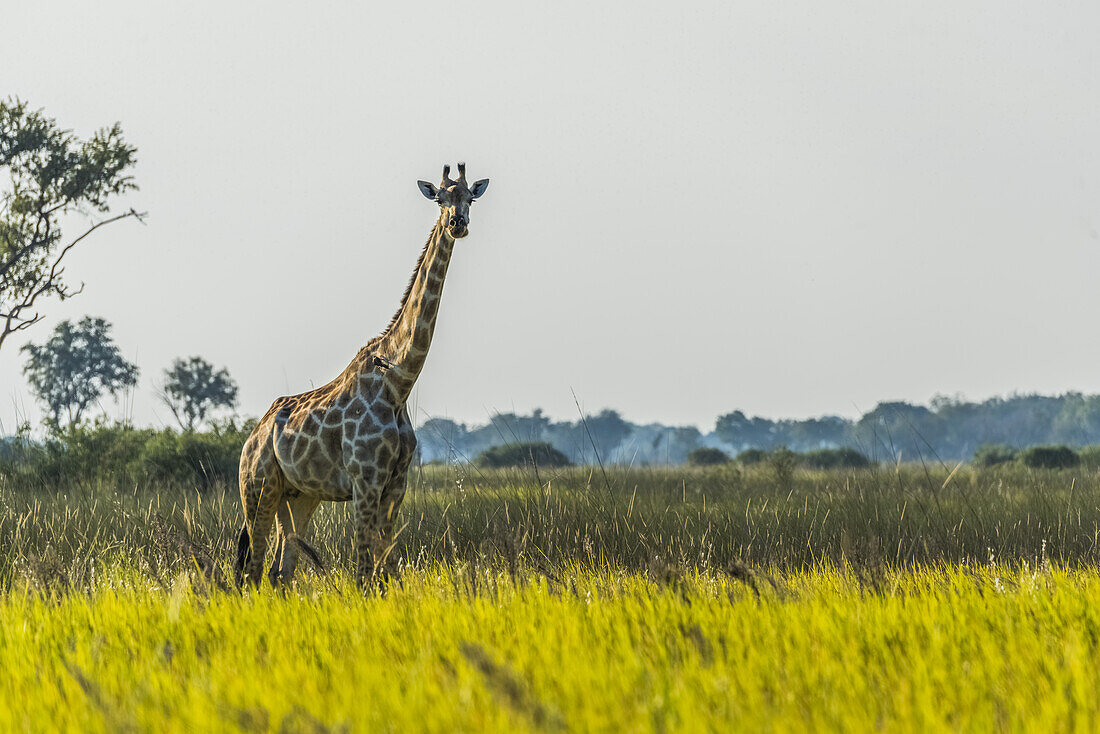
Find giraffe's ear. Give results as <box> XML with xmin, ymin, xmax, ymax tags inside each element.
<box><xmin>417</xmin><ymin>181</ymin><xmax>439</xmax><ymax>200</ymax></box>
<box><xmin>469</xmin><ymin>179</ymin><xmax>489</xmax><ymax>199</ymax></box>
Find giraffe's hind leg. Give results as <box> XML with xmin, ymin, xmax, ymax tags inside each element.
<box><xmin>234</xmin><ymin>521</ymin><xmax>252</xmax><ymax>586</ymax></box>
<box><xmin>269</xmin><ymin>495</ymin><xmax>322</xmax><ymax>585</ymax></box>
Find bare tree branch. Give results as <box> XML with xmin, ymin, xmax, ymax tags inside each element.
<box><xmin>158</xmin><ymin>383</ymin><xmax>189</xmax><ymax>431</ymax></box>
<box><xmin>0</xmin><ymin>208</ymin><xmax>144</xmax><ymax>352</ymax></box>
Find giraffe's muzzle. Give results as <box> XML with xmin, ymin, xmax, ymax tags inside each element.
<box><xmin>447</xmin><ymin>215</ymin><xmax>469</xmax><ymax>238</ymax></box>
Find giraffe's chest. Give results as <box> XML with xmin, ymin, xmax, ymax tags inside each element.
<box><xmin>274</xmin><ymin>386</ymin><xmax>416</xmax><ymax>498</ymax></box>
<box><xmin>341</xmin><ymin>402</ymin><xmax>416</xmax><ymax>468</ymax></box>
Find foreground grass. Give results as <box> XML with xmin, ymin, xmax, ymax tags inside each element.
<box><xmin>3</xmin><ymin>465</ymin><xmax>1099</xmax><ymax>730</ymax></box>
<box><xmin>3</xmin><ymin>563</ymin><xmax>1098</xmax><ymax>732</ymax></box>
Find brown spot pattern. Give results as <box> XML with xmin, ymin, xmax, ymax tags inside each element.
<box><xmin>236</xmin><ymin>167</ymin><xmax>485</xmax><ymax>588</ymax></box>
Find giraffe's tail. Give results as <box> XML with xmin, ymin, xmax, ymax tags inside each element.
<box><xmin>293</xmin><ymin>536</ymin><xmax>326</xmax><ymax>574</ymax></box>
<box><xmin>234</xmin><ymin>522</ymin><xmax>252</xmax><ymax>588</ymax></box>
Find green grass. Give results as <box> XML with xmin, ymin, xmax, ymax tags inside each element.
<box><xmin>3</xmin><ymin>463</ymin><xmax>1100</xmax><ymax>730</ymax></box>
<box><xmin>2</xmin><ymin>462</ymin><xmax>1097</xmax><ymax>584</ymax></box>
<box><xmin>4</xmin><ymin>563</ymin><xmax>1100</xmax><ymax>732</ymax></box>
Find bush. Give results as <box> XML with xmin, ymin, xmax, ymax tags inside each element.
<box><xmin>0</xmin><ymin>420</ymin><xmax>254</xmax><ymax>490</ymax></box>
<box><xmin>1078</xmin><ymin>445</ymin><xmax>1100</xmax><ymax>469</ymax></box>
<box><xmin>1018</xmin><ymin>445</ymin><xmax>1079</xmax><ymax>470</ymax></box>
<box><xmin>736</xmin><ymin>448</ymin><xmax>768</xmax><ymax>465</ymax></box>
<box><xmin>973</xmin><ymin>444</ymin><xmax>1017</xmax><ymax>468</ymax></box>
<box><xmin>28</xmin><ymin>422</ymin><xmax>152</xmax><ymax>486</ymax></box>
<box><xmin>137</xmin><ymin>425</ymin><xmax>248</xmax><ymax>487</ymax></box>
<box><xmin>768</xmin><ymin>446</ymin><xmax>797</xmax><ymax>490</ymax></box>
<box><xmin>800</xmin><ymin>447</ymin><xmax>871</xmax><ymax>469</ymax></box>
<box><xmin>476</xmin><ymin>442</ymin><xmax>571</xmax><ymax>468</ymax></box>
<box><xmin>686</xmin><ymin>448</ymin><xmax>731</xmax><ymax>466</ymax></box>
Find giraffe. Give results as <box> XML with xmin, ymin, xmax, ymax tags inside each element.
<box><xmin>234</xmin><ymin>162</ymin><xmax>489</xmax><ymax>589</ymax></box>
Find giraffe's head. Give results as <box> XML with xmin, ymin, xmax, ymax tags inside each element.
<box><xmin>417</xmin><ymin>163</ymin><xmax>489</xmax><ymax>239</ymax></box>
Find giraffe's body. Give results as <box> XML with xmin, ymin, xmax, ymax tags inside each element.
<box><xmin>235</xmin><ymin>164</ymin><xmax>488</xmax><ymax>588</ymax></box>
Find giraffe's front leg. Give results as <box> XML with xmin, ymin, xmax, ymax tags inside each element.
<box><xmin>375</xmin><ymin>464</ymin><xmax>410</xmax><ymax>583</ymax></box>
<box><xmin>350</xmin><ymin>465</ymin><xmax>385</xmax><ymax>591</ymax></box>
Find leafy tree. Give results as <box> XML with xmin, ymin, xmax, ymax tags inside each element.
<box><xmin>461</xmin><ymin>410</ymin><xmax>551</xmax><ymax>462</ymax></box>
<box><xmin>160</xmin><ymin>356</ymin><xmax>239</xmax><ymax>431</ymax></box>
<box><xmin>22</xmin><ymin>317</ymin><xmax>138</xmax><ymax>427</ymax></box>
<box><xmin>0</xmin><ymin>99</ymin><xmax>141</xmax><ymax>352</ymax></box>
<box><xmin>481</xmin><ymin>410</ymin><xmax>552</xmax><ymax>444</ymax></box>
<box><xmin>651</xmin><ymin>426</ymin><xmax>702</xmax><ymax>464</ymax></box>
<box><xmin>1051</xmin><ymin>393</ymin><xmax>1100</xmax><ymax>446</ymax></box>
<box><xmin>715</xmin><ymin>410</ymin><xmax>774</xmax><ymax>449</ymax></box>
<box><xmin>785</xmin><ymin>416</ymin><xmax>850</xmax><ymax>449</ymax></box>
<box><xmin>686</xmin><ymin>447</ymin><xmax>730</xmax><ymax>466</ymax></box>
<box><xmin>584</xmin><ymin>409</ymin><xmax>633</xmax><ymax>454</ymax></box>
<box><xmin>416</xmin><ymin>417</ymin><xmax>470</xmax><ymax>463</ymax></box>
<box><xmin>852</xmin><ymin>401</ymin><xmax>943</xmax><ymax>462</ymax></box>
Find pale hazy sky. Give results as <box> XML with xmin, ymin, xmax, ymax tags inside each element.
<box><xmin>2</xmin><ymin>1</ymin><xmax>1099</xmax><ymax>432</ymax></box>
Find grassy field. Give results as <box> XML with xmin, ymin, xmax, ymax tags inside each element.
<box><xmin>2</xmin><ymin>462</ymin><xmax>1100</xmax><ymax>731</ymax></box>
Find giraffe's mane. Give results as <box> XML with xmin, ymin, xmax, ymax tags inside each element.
<box><xmin>381</xmin><ymin>221</ymin><xmax>441</xmax><ymax>338</ymax></box>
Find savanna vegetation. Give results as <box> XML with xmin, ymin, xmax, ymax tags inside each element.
<box><xmin>3</xmin><ymin>451</ymin><xmax>1100</xmax><ymax>731</ymax></box>
<box><xmin>5</xmin><ymin>97</ymin><xmax>1100</xmax><ymax>732</ymax></box>
<box><xmin>5</xmin><ymin>313</ymin><xmax>1100</xmax><ymax>730</ymax></box>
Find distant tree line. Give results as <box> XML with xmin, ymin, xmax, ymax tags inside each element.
<box><xmin>842</xmin><ymin>394</ymin><xmax>1100</xmax><ymax>462</ymax></box>
<box><xmin>418</xmin><ymin>409</ymin><xmax>705</xmax><ymax>466</ymax></box>
<box><xmin>19</xmin><ymin>319</ymin><xmax>1100</xmax><ymax>467</ymax></box>
<box><xmin>418</xmin><ymin>393</ymin><xmax>1100</xmax><ymax>465</ymax></box>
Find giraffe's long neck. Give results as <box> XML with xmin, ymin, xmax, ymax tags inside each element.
<box><xmin>376</xmin><ymin>220</ymin><xmax>455</xmax><ymax>404</ymax></box>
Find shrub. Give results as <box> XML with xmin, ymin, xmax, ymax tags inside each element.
<box><xmin>800</xmin><ymin>447</ymin><xmax>871</xmax><ymax>469</ymax></box>
<box><xmin>768</xmin><ymin>446</ymin><xmax>797</xmax><ymax>490</ymax></box>
<box><xmin>0</xmin><ymin>420</ymin><xmax>254</xmax><ymax>490</ymax></box>
<box><xmin>476</xmin><ymin>442</ymin><xmax>571</xmax><ymax>468</ymax></box>
<box><xmin>29</xmin><ymin>422</ymin><xmax>152</xmax><ymax>486</ymax></box>
<box><xmin>686</xmin><ymin>447</ymin><xmax>731</xmax><ymax>466</ymax></box>
<box><xmin>736</xmin><ymin>448</ymin><xmax>768</xmax><ymax>465</ymax></box>
<box><xmin>973</xmin><ymin>444</ymin><xmax>1017</xmax><ymax>468</ymax></box>
<box><xmin>1018</xmin><ymin>445</ymin><xmax>1079</xmax><ymax>470</ymax></box>
<box><xmin>1078</xmin><ymin>445</ymin><xmax>1100</xmax><ymax>469</ymax></box>
<box><xmin>137</xmin><ymin>428</ymin><xmax>245</xmax><ymax>487</ymax></box>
